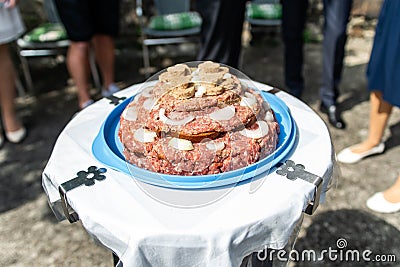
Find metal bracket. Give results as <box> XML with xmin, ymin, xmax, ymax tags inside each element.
<box><xmin>106</xmin><ymin>95</ymin><xmax>127</xmax><ymax>106</ymax></box>
<box><xmin>267</xmin><ymin>87</ymin><xmax>281</xmax><ymax>95</ymax></box>
<box><xmin>58</xmin><ymin>166</ymin><xmax>107</xmax><ymax>223</ymax></box>
<box><xmin>276</xmin><ymin>160</ymin><xmax>323</xmax><ymax>215</ymax></box>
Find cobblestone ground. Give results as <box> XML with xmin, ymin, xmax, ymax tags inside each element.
<box><xmin>1</xmin><ymin>23</ymin><xmax>399</xmax><ymax>266</ymax></box>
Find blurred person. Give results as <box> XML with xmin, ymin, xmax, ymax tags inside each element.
<box><xmin>337</xmin><ymin>0</ymin><xmax>400</xmax><ymax>164</ymax></box>
<box><xmin>54</xmin><ymin>0</ymin><xmax>121</xmax><ymax>110</ymax></box>
<box><xmin>195</xmin><ymin>0</ymin><xmax>247</xmax><ymax>68</ymax></box>
<box><xmin>337</xmin><ymin>0</ymin><xmax>400</xmax><ymax>212</ymax></box>
<box><xmin>0</xmin><ymin>0</ymin><xmax>27</xmax><ymax>146</ymax></box>
<box><xmin>281</xmin><ymin>0</ymin><xmax>353</xmax><ymax>129</ymax></box>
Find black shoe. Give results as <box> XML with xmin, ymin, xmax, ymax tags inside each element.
<box><xmin>319</xmin><ymin>104</ymin><xmax>346</xmax><ymax>129</ymax></box>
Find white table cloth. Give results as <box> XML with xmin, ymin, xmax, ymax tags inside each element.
<box><xmin>42</xmin><ymin>82</ymin><xmax>335</xmax><ymax>267</ymax></box>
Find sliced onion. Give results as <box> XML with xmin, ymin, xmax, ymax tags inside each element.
<box><xmin>240</xmin><ymin>92</ymin><xmax>257</xmax><ymax>107</ymax></box>
<box><xmin>262</xmin><ymin>101</ymin><xmax>271</xmax><ymax>110</ymax></box>
<box><xmin>122</xmin><ymin>106</ymin><xmax>138</xmax><ymax>121</ymax></box>
<box><xmin>245</xmin><ymin>92</ymin><xmax>255</xmax><ymax>98</ymax></box>
<box><xmin>133</xmin><ymin>128</ymin><xmax>157</xmax><ymax>143</ymax></box>
<box><xmin>169</xmin><ymin>137</ymin><xmax>194</xmax><ymax>151</ymax></box>
<box><xmin>143</xmin><ymin>98</ymin><xmax>157</xmax><ymax>110</ymax></box>
<box><xmin>159</xmin><ymin>108</ymin><xmax>194</xmax><ymax>126</ymax></box>
<box><xmin>239</xmin><ymin>121</ymin><xmax>269</xmax><ymax>139</ymax></box>
<box><xmin>209</xmin><ymin>106</ymin><xmax>235</xmax><ymax>121</ymax></box>
<box><xmin>141</xmin><ymin>86</ymin><xmax>154</xmax><ymax>98</ymax></box>
<box><xmin>265</xmin><ymin>111</ymin><xmax>275</xmax><ymax>122</ymax></box>
<box><xmin>194</xmin><ymin>85</ymin><xmax>206</xmax><ymax>97</ymax></box>
<box><xmin>192</xmin><ymin>68</ymin><xmax>199</xmax><ymax>75</ymax></box>
<box><xmin>223</xmin><ymin>73</ymin><xmax>232</xmax><ymax>79</ymax></box>
<box><xmin>206</xmin><ymin>141</ymin><xmax>225</xmax><ymax>151</ymax></box>
<box><xmin>191</xmin><ymin>69</ymin><xmax>200</xmax><ymax>82</ymax></box>
<box><xmin>191</xmin><ymin>75</ymin><xmax>201</xmax><ymax>82</ymax></box>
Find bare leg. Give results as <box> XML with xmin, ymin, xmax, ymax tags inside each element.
<box><xmin>92</xmin><ymin>34</ymin><xmax>115</xmax><ymax>89</ymax></box>
<box><xmin>351</xmin><ymin>91</ymin><xmax>392</xmax><ymax>153</ymax></box>
<box><xmin>383</xmin><ymin>175</ymin><xmax>400</xmax><ymax>203</ymax></box>
<box><xmin>0</xmin><ymin>44</ymin><xmax>22</xmax><ymax>132</ymax></box>
<box><xmin>67</xmin><ymin>41</ymin><xmax>92</xmax><ymax>108</ymax></box>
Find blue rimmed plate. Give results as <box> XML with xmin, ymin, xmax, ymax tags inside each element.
<box><xmin>92</xmin><ymin>92</ymin><xmax>296</xmax><ymax>189</ymax></box>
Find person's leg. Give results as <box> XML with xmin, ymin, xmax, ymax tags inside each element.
<box><xmin>332</xmin><ymin>0</ymin><xmax>352</xmax><ymax>91</ymax></box>
<box><xmin>66</xmin><ymin>41</ymin><xmax>92</xmax><ymax>109</ymax></box>
<box><xmin>54</xmin><ymin>0</ymin><xmax>94</xmax><ymax>108</ymax></box>
<box><xmin>195</xmin><ymin>0</ymin><xmax>246</xmax><ymax>68</ymax></box>
<box><xmin>0</xmin><ymin>44</ymin><xmax>23</xmax><ymax>132</ymax></box>
<box><xmin>320</xmin><ymin>0</ymin><xmax>352</xmax><ymax>107</ymax></box>
<box><xmin>91</xmin><ymin>0</ymin><xmax>120</xmax><ymax>94</ymax></box>
<box><xmin>196</xmin><ymin>0</ymin><xmax>221</xmax><ymax>62</ymax></box>
<box><xmin>281</xmin><ymin>0</ymin><xmax>308</xmax><ymax>98</ymax></box>
<box><xmin>92</xmin><ymin>34</ymin><xmax>115</xmax><ymax>89</ymax></box>
<box><xmin>351</xmin><ymin>91</ymin><xmax>392</xmax><ymax>153</ymax></box>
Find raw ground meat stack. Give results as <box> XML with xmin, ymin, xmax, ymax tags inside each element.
<box><xmin>118</xmin><ymin>61</ymin><xmax>280</xmax><ymax>175</ymax></box>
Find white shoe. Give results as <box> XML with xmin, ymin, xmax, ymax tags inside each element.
<box><xmin>5</xmin><ymin>126</ymin><xmax>27</xmax><ymax>143</ymax></box>
<box><xmin>102</xmin><ymin>83</ymin><xmax>120</xmax><ymax>97</ymax></box>
<box><xmin>80</xmin><ymin>99</ymin><xmax>94</xmax><ymax>110</ymax></box>
<box><xmin>337</xmin><ymin>143</ymin><xmax>385</xmax><ymax>164</ymax></box>
<box><xmin>366</xmin><ymin>192</ymin><xmax>400</xmax><ymax>213</ymax></box>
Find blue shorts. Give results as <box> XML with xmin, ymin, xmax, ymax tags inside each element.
<box><xmin>55</xmin><ymin>0</ymin><xmax>120</xmax><ymax>42</ymax></box>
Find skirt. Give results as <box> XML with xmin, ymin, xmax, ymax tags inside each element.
<box><xmin>0</xmin><ymin>7</ymin><xmax>25</xmax><ymax>45</ymax></box>
<box><xmin>366</xmin><ymin>0</ymin><xmax>400</xmax><ymax>108</ymax></box>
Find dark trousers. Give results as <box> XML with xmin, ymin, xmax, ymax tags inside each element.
<box><xmin>282</xmin><ymin>0</ymin><xmax>352</xmax><ymax>102</ymax></box>
<box><xmin>320</xmin><ymin>0</ymin><xmax>352</xmax><ymax>107</ymax></box>
<box><xmin>195</xmin><ymin>0</ymin><xmax>246</xmax><ymax>68</ymax></box>
<box><xmin>281</xmin><ymin>0</ymin><xmax>309</xmax><ymax>98</ymax></box>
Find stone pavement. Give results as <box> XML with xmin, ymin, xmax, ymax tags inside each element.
<box><xmin>1</xmin><ymin>23</ymin><xmax>399</xmax><ymax>266</ymax></box>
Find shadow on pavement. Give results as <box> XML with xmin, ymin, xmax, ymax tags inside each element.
<box><xmin>0</xmin><ymin>44</ymin><xmax>200</xmax><ymax>214</ymax></box>
<box><xmin>0</xmin><ymin>85</ymin><xmax>77</xmax><ymax>213</ymax></box>
<box><xmin>386</xmin><ymin>122</ymin><xmax>400</xmax><ymax>151</ymax></box>
<box><xmin>293</xmin><ymin>209</ymin><xmax>400</xmax><ymax>266</ymax></box>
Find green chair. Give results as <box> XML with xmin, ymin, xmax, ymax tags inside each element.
<box><xmin>246</xmin><ymin>0</ymin><xmax>282</xmax><ymax>26</ymax></box>
<box><xmin>16</xmin><ymin>0</ymin><xmax>100</xmax><ymax>93</ymax></box>
<box><xmin>136</xmin><ymin>0</ymin><xmax>202</xmax><ymax>77</ymax></box>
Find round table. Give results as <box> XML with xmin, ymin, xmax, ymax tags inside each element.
<box><xmin>42</xmin><ymin>82</ymin><xmax>335</xmax><ymax>266</ymax></box>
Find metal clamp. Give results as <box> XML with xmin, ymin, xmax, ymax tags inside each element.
<box><xmin>106</xmin><ymin>95</ymin><xmax>127</xmax><ymax>106</ymax></box>
<box><xmin>276</xmin><ymin>160</ymin><xmax>323</xmax><ymax>215</ymax></box>
<box><xmin>58</xmin><ymin>166</ymin><xmax>107</xmax><ymax>223</ymax></box>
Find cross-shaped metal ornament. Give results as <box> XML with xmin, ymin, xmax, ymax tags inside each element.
<box><xmin>58</xmin><ymin>166</ymin><xmax>107</xmax><ymax>223</ymax></box>
<box><xmin>106</xmin><ymin>95</ymin><xmax>127</xmax><ymax>106</ymax></box>
<box><xmin>276</xmin><ymin>160</ymin><xmax>323</xmax><ymax>215</ymax></box>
